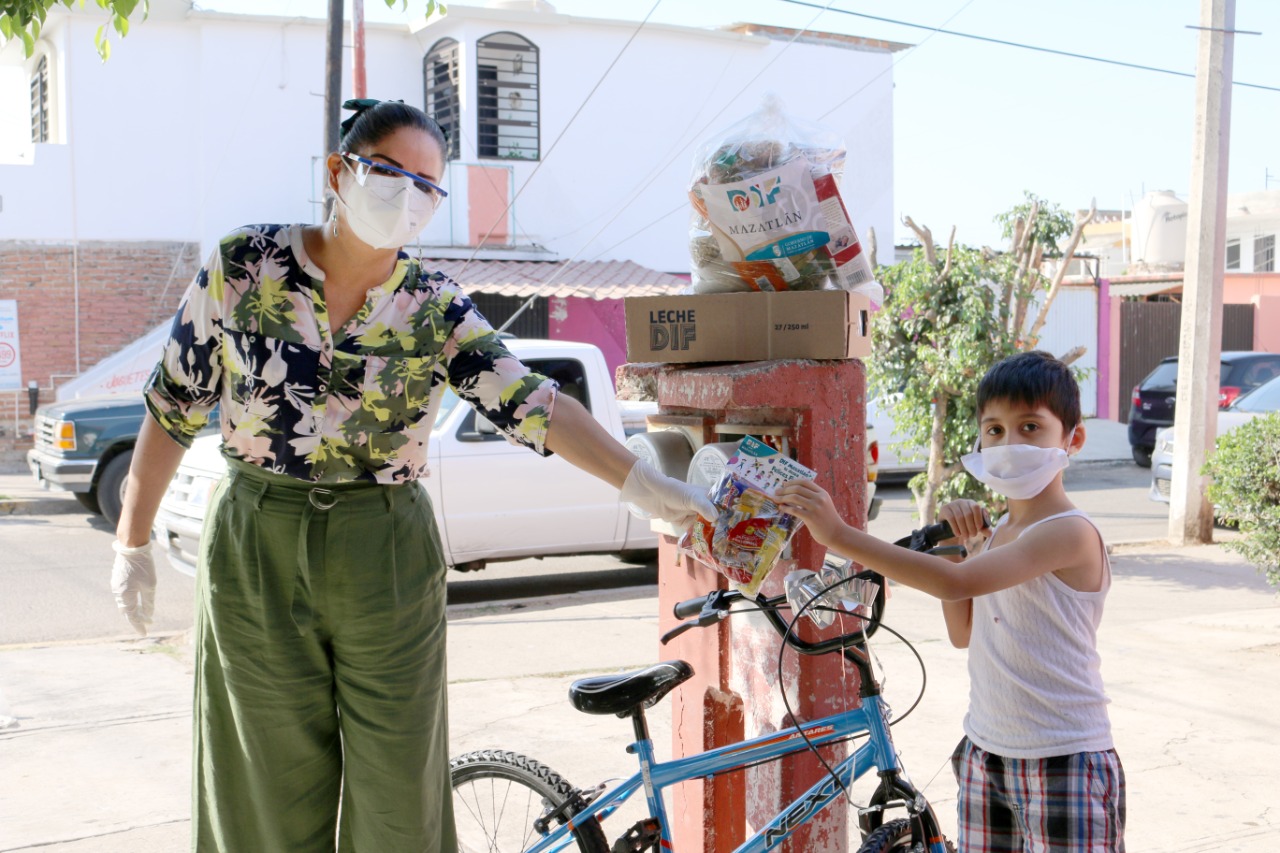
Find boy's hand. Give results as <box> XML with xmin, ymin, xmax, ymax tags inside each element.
<box><xmin>938</xmin><ymin>499</ymin><xmax>989</xmax><ymax>543</ymax></box>
<box><xmin>775</xmin><ymin>479</ymin><xmax>845</xmax><ymax>547</ymax></box>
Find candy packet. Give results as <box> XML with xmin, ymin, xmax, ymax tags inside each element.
<box><xmin>679</xmin><ymin>436</ymin><xmax>817</xmax><ymax>598</ymax></box>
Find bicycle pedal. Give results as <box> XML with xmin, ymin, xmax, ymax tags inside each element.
<box><xmin>611</xmin><ymin>817</ymin><xmax>662</xmax><ymax>852</ymax></box>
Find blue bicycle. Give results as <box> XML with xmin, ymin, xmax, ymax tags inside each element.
<box><xmin>450</xmin><ymin>523</ymin><xmax>960</xmax><ymax>853</ymax></box>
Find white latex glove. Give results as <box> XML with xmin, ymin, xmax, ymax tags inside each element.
<box><xmin>620</xmin><ymin>460</ymin><xmax>717</xmax><ymax>528</ymax></box>
<box><xmin>111</xmin><ymin>540</ymin><xmax>157</xmax><ymax>637</ymax></box>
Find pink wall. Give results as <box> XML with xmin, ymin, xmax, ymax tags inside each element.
<box><xmin>1251</xmin><ymin>295</ymin><xmax>1280</xmax><ymax>353</ymax></box>
<box><xmin>1223</xmin><ymin>272</ymin><xmax>1280</xmax><ymax>303</ymax></box>
<box><xmin>547</xmin><ymin>296</ymin><xmax>628</xmax><ymax>389</ymax></box>
<box><xmin>467</xmin><ymin>166</ymin><xmax>510</xmax><ymax>246</ymax></box>
<box><xmin>1223</xmin><ymin>273</ymin><xmax>1280</xmax><ymax>352</ymax></box>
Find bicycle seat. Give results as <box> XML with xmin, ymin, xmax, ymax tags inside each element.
<box><xmin>569</xmin><ymin>660</ymin><xmax>694</xmax><ymax>717</ymax></box>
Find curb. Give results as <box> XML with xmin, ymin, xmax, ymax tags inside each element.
<box><xmin>0</xmin><ymin>496</ymin><xmax>84</xmax><ymax>516</ymax></box>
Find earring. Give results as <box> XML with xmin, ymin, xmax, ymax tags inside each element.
<box><xmin>329</xmin><ymin>205</ymin><xmax>338</xmax><ymax>238</ymax></box>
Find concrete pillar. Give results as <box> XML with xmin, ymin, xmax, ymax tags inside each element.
<box><xmin>628</xmin><ymin>358</ymin><xmax>868</xmax><ymax>852</ymax></box>
<box><xmin>1169</xmin><ymin>0</ymin><xmax>1234</xmax><ymax>545</ymax></box>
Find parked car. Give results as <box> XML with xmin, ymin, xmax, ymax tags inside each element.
<box><xmin>1128</xmin><ymin>351</ymin><xmax>1280</xmax><ymax>467</ymax></box>
<box><xmin>865</xmin><ymin>394</ymin><xmax>927</xmax><ymax>484</ymax></box>
<box><xmin>27</xmin><ymin>393</ymin><xmax>218</xmax><ymax>527</ymax></box>
<box><xmin>154</xmin><ymin>339</ymin><xmax>662</xmax><ymax>576</ymax></box>
<box><xmin>1149</xmin><ymin>372</ymin><xmax>1280</xmax><ymax>502</ymax></box>
<box><xmin>27</xmin><ymin>394</ymin><xmax>147</xmax><ymax>526</ymax></box>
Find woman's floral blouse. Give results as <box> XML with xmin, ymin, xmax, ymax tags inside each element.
<box><xmin>145</xmin><ymin>223</ymin><xmax>558</xmax><ymax>483</ymax></box>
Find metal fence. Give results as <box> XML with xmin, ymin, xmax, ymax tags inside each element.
<box><xmin>1117</xmin><ymin>301</ymin><xmax>1255</xmax><ymax>423</ymax></box>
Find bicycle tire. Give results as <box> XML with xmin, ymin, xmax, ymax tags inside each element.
<box><xmin>450</xmin><ymin>749</ymin><xmax>608</xmax><ymax>853</ymax></box>
<box><xmin>856</xmin><ymin>817</ymin><xmax>956</xmax><ymax>853</ymax></box>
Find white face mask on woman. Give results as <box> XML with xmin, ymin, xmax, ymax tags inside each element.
<box><xmin>961</xmin><ymin>429</ymin><xmax>1075</xmax><ymax>500</ymax></box>
<box><xmin>334</xmin><ymin>161</ymin><xmax>437</xmax><ymax>250</ymax></box>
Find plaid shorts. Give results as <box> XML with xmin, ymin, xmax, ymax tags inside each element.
<box><xmin>950</xmin><ymin>736</ymin><xmax>1126</xmax><ymax>853</ymax></box>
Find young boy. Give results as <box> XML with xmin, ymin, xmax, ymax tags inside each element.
<box><xmin>777</xmin><ymin>350</ymin><xmax>1125</xmax><ymax>853</ymax></box>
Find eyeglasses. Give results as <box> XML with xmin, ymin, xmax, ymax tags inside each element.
<box><xmin>341</xmin><ymin>152</ymin><xmax>448</xmax><ymax>208</ymax></box>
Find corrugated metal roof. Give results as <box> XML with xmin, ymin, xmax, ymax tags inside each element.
<box><xmin>1108</xmin><ymin>280</ymin><xmax>1182</xmax><ymax>298</ymax></box>
<box><xmin>421</xmin><ymin>258</ymin><xmax>689</xmax><ymax>300</ymax></box>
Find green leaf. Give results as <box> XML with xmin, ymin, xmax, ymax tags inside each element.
<box><xmin>114</xmin><ymin>0</ymin><xmax>139</xmax><ymax>17</ymax></box>
<box><xmin>21</xmin><ymin>27</ymin><xmax>34</xmax><ymax>56</ymax></box>
<box><xmin>112</xmin><ymin>12</ymin><xmax>127</xmax><ymax>36</ymax></box>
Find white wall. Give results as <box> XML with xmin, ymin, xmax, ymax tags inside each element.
<box><xmin>0</xmin><ymin>6</ymin><xmax>896</xmax><ymax>277</ymax></box>
<box><xmin>1033</xmin><ymin>286</ymin><xmax>1099</xmax><ymax>418</ymax></box>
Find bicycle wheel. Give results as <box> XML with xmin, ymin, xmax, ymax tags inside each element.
<box><xmin>450</xmin><ymin>750</ymin><xmax>608</xmax><ymax>853</ymax></box>
<box><xmin>856</xmin><ymin>817</ymin><xmax>956</xmax><ymax>853</ymax></box>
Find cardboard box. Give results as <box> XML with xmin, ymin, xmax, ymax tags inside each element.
<box><xmin>624</xmin><ymin>290</ymin><xmax>870</xmax><ymax>364</ymax></box>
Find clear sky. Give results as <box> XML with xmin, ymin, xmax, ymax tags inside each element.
<box><xmin>198</xmin><ymin>0</ymin><xmax>1280</xmax><ymax>248</ymax></box>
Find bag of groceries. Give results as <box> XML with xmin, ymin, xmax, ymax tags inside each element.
<box><xmin>679</xmin><ymin>436</ymin><xmax>817</xmax><ymax>598</ymax></box>
<box><xmin>687</xmin><ymin>94</ymin><xmax>881</xmax><ymax>307</ymax></box>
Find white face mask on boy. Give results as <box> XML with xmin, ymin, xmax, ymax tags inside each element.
<box><xmin>334</xmin><ymin>162</ymin><xmax>436</xmax><ymax>250</ymax></box>
<box><xmin>961</xmin><ymin>429</ymin><xmax>1075</xmax><ymax>500</ymax></box>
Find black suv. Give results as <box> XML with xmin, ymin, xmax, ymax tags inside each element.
<box><xmin>1128</xmin><ymin>351</ymin><xmax>1280</xmax><ymax>466</ymax></box>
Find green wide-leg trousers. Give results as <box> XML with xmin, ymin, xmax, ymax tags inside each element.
<box><xmin>192</xmin><ymin>460</ymin><xmax>456</xmax><ymax>852</ymax></box>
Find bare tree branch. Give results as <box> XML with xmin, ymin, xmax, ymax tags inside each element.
<box><xmin>918</xmin><ymin>393</ymin><xmax>951</xmax><ymax>524</ymax></box>
<box><xmin>1027</xmin><ymin>199</ymin><xmax>1097</xmax><ymax>344</ymax></box>
<box><xmin>1059</xmin><ymin>345</ymin><xmax>1087</xmax><ymax>366</ymax></box>
<box><xmin>940</xmin><ymin>226</ymin><xmax>957</xmax><ymax>280</ymax></box>
<box><xmin>866</xmin><ymin>226</ymin><xmax>878</xmax><ymax>270</ymax></box>
<box><xmin>902</xmin><ymin>215</ymin><xmax>937</xmax><ymax>267</ymax></box>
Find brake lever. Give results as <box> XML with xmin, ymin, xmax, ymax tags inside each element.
<box><xmin>660</xmin><ymin>606</ymin><xmax>730</xmax><ymax>645</ymax></box>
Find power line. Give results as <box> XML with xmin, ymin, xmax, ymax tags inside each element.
<box><xmin>458</xmin><ymin>0</ymin><xmax>665</xmax><ymax>279</ymax></box>
<box><xmin>819</xmin><ymin>0</ymin><xmax>977</xmax><ymax>120</ymax></box>
<box><xmin>497</xmin><ymin>0</ymin><xmax>844</xmax><ymax>332</ymax></box>
<box><xmin>778</xmin><ymin>0</ymin><xmax>1280</xmax><ymax>93</ymax></box>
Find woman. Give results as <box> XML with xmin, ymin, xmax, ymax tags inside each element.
<box><xmin>110</xmin><ymin>98</ymin><xmax>711</xmax><ymax>853</ymax></box>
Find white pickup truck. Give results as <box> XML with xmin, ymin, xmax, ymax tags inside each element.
<box><xmin>153</xmin><ymin>339</ymin><xmax>662</xmax><ymax>575</ymax></box>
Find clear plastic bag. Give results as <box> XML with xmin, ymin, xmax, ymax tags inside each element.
<box><xmin>686</xmin><ymin>93</ymin><xmax>880</xmax><ymax>305</ymax></box>
<box><xmin>678</xmin><ymin>436</ymin><xmax>816</xmax><ymax>598</ymax></box>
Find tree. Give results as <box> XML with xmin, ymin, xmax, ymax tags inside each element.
<box><xmin>1204</xmin><ymin>414</ymin><xmax>1280</xmax><ymax>589</ymax></box>
<box><xmin>0</xmin><ymin>0</ymin><xmax>444</xmax><ymax>61</ymax></box>
<box><xmin>870</xmin><ymin>193</ymin><xmax>1096</xmax><ymax>523</ymax></box>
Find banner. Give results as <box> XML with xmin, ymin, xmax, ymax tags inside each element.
<box><xmin>0</xmin><ymin>300</ymin><xmax>22</xmax><ymax>392</ymax></box>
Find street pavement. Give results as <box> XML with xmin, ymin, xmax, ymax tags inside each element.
<box><xmin>3</xmin><ymin>419</ymin><xmax>1279</xmax><ymax>851</ymax></box>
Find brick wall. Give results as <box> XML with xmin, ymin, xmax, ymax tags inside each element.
<box><xmin>0</xmin><ymin>239</ymin><xmax>201</xmax><ymax>408</ymax></box>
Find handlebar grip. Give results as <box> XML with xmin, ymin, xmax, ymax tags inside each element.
<box><xmin>673</xmin><ymin>595</ymin><xmax>710</xmax><ymax>619</ymax></box>
<box><xmin>921</xmin><ymin>519</ymin><xmax>954</xmax><ymax>546</ymax></box>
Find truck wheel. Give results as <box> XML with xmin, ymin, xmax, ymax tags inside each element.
<box><xmin>1132</xmin><ymin>445</ymin><xmax>1153</xmax><ymax>468</ymax></box>
<box><xmin>74</xmin><ymin>491</ymin><xmax>102</xmax><ymax>514</ymax></box>
<box><xmin>97</xmin><ymin>451</ymin><xmax>133</xmax><ymax>528</ymax></box>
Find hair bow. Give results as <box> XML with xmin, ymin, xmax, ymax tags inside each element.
<box><xmin>339</xmin><ymin>98</ymin><xmax>405</xmax><ymax>138</ymax></box>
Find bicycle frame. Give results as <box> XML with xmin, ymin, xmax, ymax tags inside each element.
<box><xmin>523</xmin><ymin>691</ymin><xmax>949</xmax><ymax>853</ymax></box>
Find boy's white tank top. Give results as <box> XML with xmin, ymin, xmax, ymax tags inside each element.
<box><xmin>963</xmin><ymin>509</ymin><xmax>1115</xmax><ymax>759</ymax></box>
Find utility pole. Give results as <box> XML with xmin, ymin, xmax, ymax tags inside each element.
<box><xmin>1168</xmin><ymin>0</ymin><xmax>1235</xmax><ymax>545</ymax></box>
<box><xmin>353</xmin><ymin>0</ymin><xmax>367</xmax><ymax>99</ymax></box>
<box><xmin>324</xmin><ymin>0</ymin><xmax>345</xmax><ymax>158</ymax></box>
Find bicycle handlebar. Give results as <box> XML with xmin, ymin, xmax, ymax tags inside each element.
<box><xmin>664</xmin><ymin>519</ymin><xmax>971</xmax><ymax>649</ymax></box>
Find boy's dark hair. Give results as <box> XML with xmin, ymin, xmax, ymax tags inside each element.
<box><xmin>338</xmin><ymin>99</ymin><xmax>448</xmax><ymax>159</ymax></box>
<box><xmin>977</xmin><ymin>350</ymin><xmax>1081</xmax><ymax>431</ymax></box>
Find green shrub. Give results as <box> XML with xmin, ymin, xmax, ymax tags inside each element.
<box><xmin>1204</xmin><ymin>413</ymin><xmax>1280</xmax><ymax>588</ymax></box>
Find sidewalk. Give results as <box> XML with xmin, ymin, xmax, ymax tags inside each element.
<box><xmin>3</xmin><ymin>540</ymin><xmax>1278</xmax><ymax>851</ymax></box>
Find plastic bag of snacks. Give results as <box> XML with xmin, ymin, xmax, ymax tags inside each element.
<box><xmin>687</xmin><ymin>93</ymin><xmax>881</xmax><ymax>307</ymax></box>
<box><xmin>679</xmin><ymin>436</ymin><xmax>817</xmax><ymax>598</ymax></box>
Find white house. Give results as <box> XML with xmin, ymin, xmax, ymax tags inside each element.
<box><xmin>0</xmin><ymin>0</ymin><xmax>903</xmax><ymax>409</ymax></box>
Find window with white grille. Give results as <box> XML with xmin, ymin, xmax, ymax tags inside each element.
<box><xmin>476</xmin><ymin>32</ymin><xmax>538</xmax><ymax>161</ymax></box>
<box><xmin>423</xmin><ymin>38</ymin><xmax>460</xmax><ymax>161</ymax></box>
<box><xmin>1256</xmin><ymin>234</ymin><xmax>1275</xmax><ymax>273</ymax></box>
<box><xmin>1226</xmin><ymin>238</ymin><xmax>1240</xmax><ymax>270</ymax></box>
<box><xmin>30</xmin><ymin>55</ymin><xmax>49</xmax><ymax>143</ymax></box>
